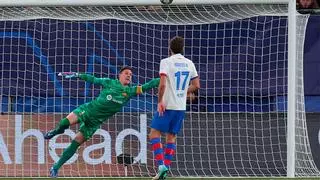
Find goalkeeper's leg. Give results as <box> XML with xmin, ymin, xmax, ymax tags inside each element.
<box><xmin>44</xmin><ymin>112</ymin><xmax>78</xmax><ymax>140</ymax></box>
<box><xmin>50</xmin><ymin>131</ymin><xmax>86</xmax><ymax>178</ymax></box>
<box><xmin>49</xmin><ymin>121</ymin><xmax>98</xmax><ymax>178</ymax></box>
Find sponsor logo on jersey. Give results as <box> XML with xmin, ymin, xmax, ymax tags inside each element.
<box><xmin>111</xmin><ymin>99</ymin><xmax>123</xmax><ymax>104</ymax></box>
<box><xmin>106</xmin><ymin>94</ymin><xmax>123</xmax><ymax>104</ymax></box>
<box><xmin>106</xmin><ymin>95</ymin><xmax>112</xmax><ymax>100</ymax></box>
<box><xmin>79</xmin><ymin>111</ymin><xmax>85</xmax><ymax>115</ymax></box>
<box><xmin>177</xmin><ymin>93</ymin><xmax>184</xmax><ymax>97</ymax></box>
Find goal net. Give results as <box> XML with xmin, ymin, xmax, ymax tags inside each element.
<box><xmin>0</xmin><ymin>2</ymin><xmax>319</xmax><ymax>178</ymax></box>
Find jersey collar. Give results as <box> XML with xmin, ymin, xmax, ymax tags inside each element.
<box><xmin>171</xmin><ymin>53</ymin><xmax>184</xmax><ymax>58</ymax></box>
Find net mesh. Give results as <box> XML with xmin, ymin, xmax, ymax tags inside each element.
<box><xmin>0</xmin><ymin>4</ymin><xmax>318</xmax><ymax>177</ymax></box>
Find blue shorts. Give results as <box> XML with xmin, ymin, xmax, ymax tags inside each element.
<box><xmin>151</xmin><ymin>110</ymin><xmax>185</xmax><ymax>134</ymax></box>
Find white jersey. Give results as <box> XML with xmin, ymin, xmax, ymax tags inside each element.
<box><xmin>159</xmin><ymin>53</ymin><xmax>198</xmax><ymax>110</ymax></box>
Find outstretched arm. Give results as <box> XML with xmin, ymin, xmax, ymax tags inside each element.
<box><xmin>129</xmin><ymin>78</ymin><xmax>160</xmax><ymax>97</ymax></box>
<box><xmin>77</xmin><ymin>74</ymin><xmax>109</xmax><ymax>85</ymax></box>
<box><xmin>58</xmin><ymin>72</ymin><xmax>109</xmax><ymax>85</ymax></box>
<box><xmin>141</xmin><ymin>78</ymin><xmax>160</xmax><ymax>93</ymax></box>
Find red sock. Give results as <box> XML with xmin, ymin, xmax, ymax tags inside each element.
<box><xmin>151</xmin><ymin>138</ymin><xmax>164</xmax><ymax>166</ymax></box>
<box><xmin>164</xmin><ymin>143</ymin><xmax>176</xmax><ymax>168</ymax></box>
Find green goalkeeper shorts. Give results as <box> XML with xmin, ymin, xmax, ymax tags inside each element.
<box><xmin>72</xmin><ymin>104</ymin><xmax>100</xmax><ymax>141</ymax></box>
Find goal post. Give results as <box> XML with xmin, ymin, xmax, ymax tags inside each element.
<box><xmin>0</xmin><ymin>0</ymin><xmax>318</xmax><ymax>178</ymax></box>
<box><xmin>0</xmin><ymin>0</ymin><xmax>290</xmax><ymax>6</ymax></box>
<box><xmin>287</xmin><ymin>0</ymin><xmax>296</xmax><ymax>177</ymax></box>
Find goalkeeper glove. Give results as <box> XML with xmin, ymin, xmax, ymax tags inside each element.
<box><xmin>58</xmin><ymin>72</ymin><xmax>79</xmax><ymax>79</ymax></box>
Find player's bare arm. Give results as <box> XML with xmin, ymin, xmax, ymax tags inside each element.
<box><xmin>157</xmin><ymin>74</ymin><xmax>167</xmax><ymax>116</ymax></box>
<box><xmin>187</xmin><ymin>76</ymin><xmax>200</xmax><ymax>94</ymax></box>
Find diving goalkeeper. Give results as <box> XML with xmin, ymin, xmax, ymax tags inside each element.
<box><xmin>44</xmin><ymin>66</ymin><xmax>160</xmax><ymax>178</ymax></box>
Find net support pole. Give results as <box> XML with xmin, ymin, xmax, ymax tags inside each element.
<box><xmin>287</xmin><ymin>0</ymin><xmax>297</xmax><ymax>177</ymax></box>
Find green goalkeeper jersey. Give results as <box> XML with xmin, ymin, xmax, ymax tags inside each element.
<box><xmin>75</xmin><ymin>74</ymin><xmax>159</xmax><ymax>126</ymax></box>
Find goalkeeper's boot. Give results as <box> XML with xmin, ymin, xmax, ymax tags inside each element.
<box><xmin>44</xmin><ymin>129</ymin><xmax>62</xmax><ymax>140</ymax></box>
<box><xmin>152</xmin><ymin>165</ymin><xmax>168</xmax><ymax>180</ymax></box>
<box><xmin>49</xmin><ymin>167</ymin><xmax>59</xmax><ymax>178</ymax></box>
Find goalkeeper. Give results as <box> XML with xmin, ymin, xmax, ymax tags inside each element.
<box><xmin>44</xmin><ymin>66</ymin><xmax>160</xmax><ymax>178</ymax></box>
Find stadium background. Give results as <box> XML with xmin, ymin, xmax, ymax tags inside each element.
<box><xmin>0</xmin><ymin>14</ymin><xmax>320</xmax><ymax>176</ymax></box>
